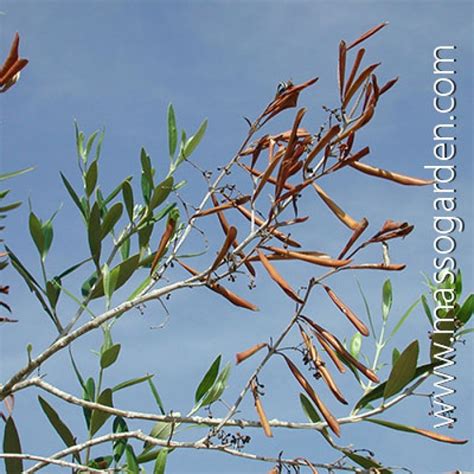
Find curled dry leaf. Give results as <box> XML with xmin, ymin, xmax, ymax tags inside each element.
<box><xmin>0</xmin><ymin>33</ymin><xmax>29</xmax><ymax>93</ymax></box>
<box><xmin>302</xmin><ymin>317</ymin><xmax>379</xmax><ymax>383</ymax></box>
<box><xmin>323</xmin><ymin>285</ymin><xmax>370</xmax><ymax>336</ymax></box>
<box><xmin>267</xmin><ymin>246</ymin><xmax>350</xmax><ymax>268</ymax></box>
<box><xmin>262</xmin><ymin>77</ymin><xmax>319</xmax><ymax>122</ymax></box>
<box><xmin>312</xmin><ymin>183</ymin><xmax>359</xmax><ymax>230</ymax></box>
<box><xmin>350</xmin><ymin>161</ymin><xmax>433</xmax><ymax>186</ymax></box>
<box><xmin>346</xmin><ymin>22</ymin><xmax>389</xmax><ymax>51</ymax></box>
<box><xmin>344</xmin><ymin>48</ymin><xmax>366</xmax><ymax>99</ymax></box>
<box><xmin>305</xmin><ymin>124</ymin><xmax>341</xmax><ymax>170</ymax></box>
<box><xmin>299</xmin><ymin>327</ymin><xmax>347</xmax><ymax>404</ymax></box>
<box><xmin>240</xmin><ymin>128</ymin><xmax>311</xmax><ymax>156</ymax></box>
<box><xmin>211</xmin><ymin>194</ymin><xmax>256</xmax><ymax>277</ymax></box>
<box><xmin>252</xmin><ymin>148</ymin><xmax>286</xmax><ymax>202</ymax></box>
<box><xmin>193</xmin><ymin>195</ymin><xmax>251</xmax><ymax>218</ymax></box>
<box><xmin>338</xmin><ymin>40</ymin><xmax>347</xmax><ymax>100</ymax></box>
<box><xmin>251</xmin><ymin>381</ymin><xmax>273</xmax><ymax>438</ymax></box>
<box><xmin>339</xmin><ymin>104</ymin><xmax>375</xmax><ymax>140</ymax></box>
<box><xmin>370</xmin><ymin>220</ymin><xmax>414</xmax><ymax>243</ymax></box>
<box><xmin>338</xmin><ymin>218</ymin><xmax>369</xmax><ymax>259</ymax></box>
<box><xmin>283</xmin><ymin>355</ymin><xmax>341</xmax><ymax>436</ymax></box>
<box><xmin>234</xmin><ymin>203</ymin><xmax>301</xmax><ymax>248</ymax></box>
<box><xmin>235</xmin><ymin>342</ymin><xmax>267</xmax><ymax>364</ymax></box>
<box><xmin>258</xmin><ymin>251</ymin><xmax>303</xmax><ymax>304</ymax></box>
<box><xmin>209</xmin><ymin>226</ymin><xmax>238</xmax><ymax>273</ymax></box>
<box><xmin>241</xmin><ymin>163</ymin><xmax>296</xmax><ymax>192</ymax></box>
<box><xmin>379</xmin><ymin>76</ymin><xmax>399</xmax><ymax>95</ymax></box>
<box><xmin>178</xmin><ymin>260</ymin><xmax>258</xmax><ymax>311</ymax></box>
<box><xmin>150</xmin><ymin>216</ymin><xmax>177</xmax><ymax>274</ymax></box>
<box><xmin>314</xmin><ymin>332</ymin><xmax>346</xmax><ymax>373</ymax></box>
<box><xmin>343</xmin><ymin>63</ymin><xmax>380</xmax><ymax>109</ymax></box>
<box><xmin>331</xmin><ymin>146</ymin><xmax>370</xmax><ymax>172</ymax></box>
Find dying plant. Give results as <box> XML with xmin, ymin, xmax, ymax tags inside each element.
<box><xmin>0</xmin><ymin>23</ymin><xmax>472</xmax><ymax>474</ymax></box>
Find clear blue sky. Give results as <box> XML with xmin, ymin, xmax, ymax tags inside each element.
<box><xmin>1</xmin><ymin>1</ymin><xmax>473</xmax><ymax>473</ymax></box>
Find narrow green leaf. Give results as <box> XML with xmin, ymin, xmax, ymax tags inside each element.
<box><xmin>128</xmin><ymin>275</ymin><xmax>152</xmax><ymax>302</ymax></box>
<box><xmin>88</xmin><ymin>202</ymin><xmax>102</xmax><ymax>264</ymax></box>
<box><xmin>0</xmin><ymin>166</ymin><xmax>34</xmax><ymax>181</ymax></box>
<box><xmin>125</xmin><ymin>444</ymin><xmax>140</xmax><ymax>473</ymax></box>
<box><xmin>68</xmin><ymin>348</ymin><xmax>86</xmax><ymax>390</ymax></box>
<box><xmin>168</xmin><ymin>104</ymin><xmax>178</xmax><ymax>158</ymax></box>
<box><xmin>388</xmin><ymin>299</ymin><xmax>419</xmax><ymax>340</ymax></box>
<box><xmin>195</xmin><ymin>355</ymin><xmax>221</xmax><ymax>403</ymax></box>
<box><xmin>102</xmin><ymin>263</ymin><xmax>116</xmax><ymax>303</ymax></box>
<box><xmin>299</xmin><ymin>393</ymin><xmax>321</xmax><ymax>423</ymax></box>
<box><xmin>112</xmin><ymin>374</ymin><xmax>154</xmax><ymax>393</ymax></box>
<box><xmin>421</xmin><ymin>294</ymin><xmax>433</xmax><ymax>326</ymax></box>
<box><xmin>100</xmin><ymin>344</ymin><xmax>121</xmax><ymax>369</ymax></box>
<box><xmin>456</xmin><ymin>294</ymin><xmax>473</xmax><ymax>325</ymax></box>
<box><xmin>101</xmin><ymin>202</ymin><xmax>123</xmax><ymax>239</ymax></box>
<box><xmin>42</xmin><ymin>219</ymin><xmax>54</xmax><ymax>258</ymax></box>
<box><xmin>200</xmin><ymin>362</ymin><xmax>231</xmax><ymax>407</ymax></box>
<box><xmin>46</xmin><ymin>278</ymin><xmax>61</xmax><ymax>309</ymax></box>
<box><xmin>89</xmin><ymin>389</ymin><xmax>113</xmax><ymax>436</ymax></box>
<box><xmin>356</xmin><ymin>279</ymin><xmax>376</xmax><ymax>339</ymax></box>
<box><xmin>113</xmin><ymin>417</ymin><xmax>128</xmax><ymax>463</ymax></box>
<box><xmin>61</xmin><ymin>172</ymin><xmax>85</xmax><ymax>217</ymax></box>
<box><xmin>0</xmin><ymin>201</ymin><xmax>22</xmax><ymax>212</ymax></box>
<box><xmin>149</xmin><ymin>177</ymin><xmax>174</xmax><ymax>212</ymax></box>
<box><xmin>148</xmin><ymin>378</ymin><xmax>166</xmax><ymax>415</ymax></box>
<box><xmin>354</xmin><ymin>363</ymin><xmax>434</xmax><ymax>411</ymax></box>
<box><xmin>344</xmin><ymin>450</ymin><xmax>389</xmax><ymax>472</ymax></box>
<box><xmin>384</xmin><ymin>340</ymin><xmax>419</xmax><ymax>400</ymax></box>
<box><xmin>382</xmin><ymin>279</ymin><xmax>392</xmax><ymax>321</ymax></box>
<box><xmin>349</xmin><ymin>332</ymin><xmax>362</xmax><ymax>359</ymax></box>
<box><xmin>85</xmin><ymin>160</ymin><xmax>98</xmax><ymax>197</ymax></box>
<box><xmin>95</xmin><ymin>129</ymin><xmax>105</xmax><ymax>161</ymax></box>
<box><xmin>85</xmin><ymin>130</ymin><xmax>100</xmax><ymax>159</ymax></box>
<box><xmin>29</xmin><ymin>212</ymin><xmax>45</xmax><ymax>258</ymax></box>
<box><xmin>153</xmin><ymin>449</ymin><xmax>168</xmax><ymax>474</ymax></box>
<box><xmin>3</xmin><ymin>417</ymin><xmax>23</xmax><ymax>474</ymax></box>
<box><xmin>38</xmin><ymin>396</ymin><xmax>78</xmax><ymax>455</ymax></box>
<box><xmin>183</xmin><ymin>119</ymin><xmax>208</xmax><ymax>158</ymax></box>
<box><xmin>122</xmin><ymin>180</ymin><xmax>134</xmax><ymax>221</ymax></box>
<box><xmin>392</xmin><ymin>348</ymin><xmax>400</xmax><ymax>366</ymax></box>
<box><xmin>120</xmin><ymin>237</ymin><xmax>131</xmax><ymax>261</ymax></box>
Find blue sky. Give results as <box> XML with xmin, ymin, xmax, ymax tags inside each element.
<box><xmin>1</xmin><ymin>1</ymin><xmax>473</xmax><ymax>473</ymax></box>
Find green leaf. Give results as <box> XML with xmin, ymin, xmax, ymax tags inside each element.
<box><xmin>85</xmin><ymin>130</ymin><xmax>100</xmax><ymax>159</ymax></box>
<box><xmin>90</xmin><ymin>389</ymin><xmax>113</xmax><ymax>436</ymax></box>
<box><xmin>45</xmin><ymin>278</ymin><xmax>61</xmax><ymax>309</ymax></box>
<box><xmin>149</xmin><ymin>177</ymin><xmax>174</xmax><ymax>212</ymax></box>
<box><xmin>382</xmin><ymin>279</ymin><xmax>392</xmax><ymax>321</ymax></box>
<box><xmin>195</xmin><ymin>355</ymin><xmax>221</xmax><ymax>403</ymax></box>
<box><xmin>42</xmin><ymin>218</ymin><xmax>54</xmax><ymax>258</ymax></box>
<box><xmin>388</xmin><ymin>298</ymin><xmax>419</xmax><ymax>340</ymax></box>
<box><xmin>383</xmin><ymin>340</ymin><xmax>419</xmax><ymax>400</ymax></box>
<box><xmin>61</xmin><ymin>172</ymin><xmax>85</xmax><ymax>217</ymax></box>
<box><xmin>365</xmin><ymin>418</ymin><xmax>468</xmax><ymax>444</ymax></box>
<box><xmin>69</xmin><ymin>348</ymin><xmax>86</xmax><ymax>390</ymax></box>
<box><xmin>148</xmin><ymin>378</ymin><xmax>166</xmax><ymax>415</ymax></box>
<box><xmin>168</xmin><ymin>104</ymin><xmax>178</xmax><ymax>158</ymax></box>
<box><xmin>85</xmin><ymin>160</ymin><xmax>98</xmax><ymax>197</ymax></box>
<box><xmin>356</xmin><ymin>280</ymin><xmax>376</xmax><ymax>339</ymax></box>
<box><xmin>349</xmin><ymin>332</ymin><xmax>362</xmax><ymax>359</ymax></box>
<box><xmin>456</xmin><ymin>294</ymin><xmax>473</xmax><ymax>325</ymax></box>
<box><xmin>100</xmin><ymin>344</ymin><xmax>121</xmax><ymax>369</ymax></box>
<box><xmin>454</xmin><ymin>269</ymin><xmax>463</xmax><ymax>300</ymax></box>
<box><xmin>391</xmin><ymin>348</ymin><xmax>400</xmax><ymax>366</ymax></box>
<box><xmin>354</xmin><ymin>363</ymin><xmax>434</xmax><ymax>411</ymax></box>
<box><xmin>200</xmin><ymin>362</ymin><xmax>231</xmax><ymax>407</ymax></box>
<box><xmin>138</xmin><ymin>221</ymin><xmax>154</xmax><ymax>253</ymax></box>
<box><xmin>95</xmin><ymin>129</ymin><xmax>105</xmax><ymax>161</ymax></box>
<box><xmin>113</xmin><ymin>417</ymin><xmax>128</xmax><ymax>463</ymax></box>
<box><xmin>153</xmin><ymin>449</ymin><xmax>168</xmax><ymax>474</ymax></box>
<box><xmin>421</xmin><ymin>294</ymin><xmax>433</xmax><ymax>326</ymax></box>
<box><xmin>3</xmin><ymin>417</ymin><xmax>23</xmax><ymax>474</ymax></box>
<box><xmin>125</xmin><ymin>444</ymin><xmax>140</xmax><ymax>473</ymax></box>
<box><xmin>82</xmin><ymin>377</ymin><xmax>96</xmax><ymax>429</ymax></box>
<box><xmin>38</xmin><ymin>396</ymin><xmax>78</xmax><ymax>456</ymax></box>
<box><xmin>183</xmin><ymin>119</ymin><xmax>208</xmax><ymax>159</ymax></box>
<box><xmin>101</xmin><ymin>202</ymin><xmax>123</xmax><ymax>239</ymax></box>
<box><xmin>456</xmin><ymin>328</ymin><xmax>474</xmax><ymax>338</ymax></box>
<box><xmin>29</xmin><ymin>212</ymin><xmax>45</xmax><ymax>258</ymax></box>
<box><xmin>0</xmin><ymin>201</ymin><xmax>22</xmax><ymax>212</ymax></box>
<box><xmin>128</xmin><ymin>275</ymin><xmax>152</xmax><ymax>301</ymax></box>
<box><xmin>122</xmin><ymin>180</ymin><xmax>135</xmax><ymax>221</ymax></box>
<box><xmin>120</xmin><ymin>237</ymin><xmax>131</xmax><ymax>261</ymax></box>
<box><xmin>112</xmin><ymin>374</ymin><xmax>154</xmax><ymax>393</ymax></box>
<box><xmin>102</xmin><ymin>263</ymin><xmax>117</xmax><ymax>304</ymax></box>
<box><xmin>0</xmin><ymin>166</ymin><xmax>34</xmax><ymax>181</ymax></box>
<box><xmin>343</xmin><ymin>450</ymin><xmax>389</xmax><ymax>472</ymax></box>
<box><xmin>88</xmin><ymin>202</ymin><xmax>102</xmax><ymax>264</ymax></box>
<box><xmin>94</xmin><ymin>254</ymin><xmax>140</xmax><ymax>299</ymax></box>
<box><xmin>299</xmin><ymin>393</ymin><xmax>321</xmax><ymax>423</ymax></box>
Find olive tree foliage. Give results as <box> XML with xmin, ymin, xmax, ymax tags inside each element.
<box><xmin>1</xmin><ymin>24</ymin><xmax>473</xmax><ymax>473</ymax></box>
